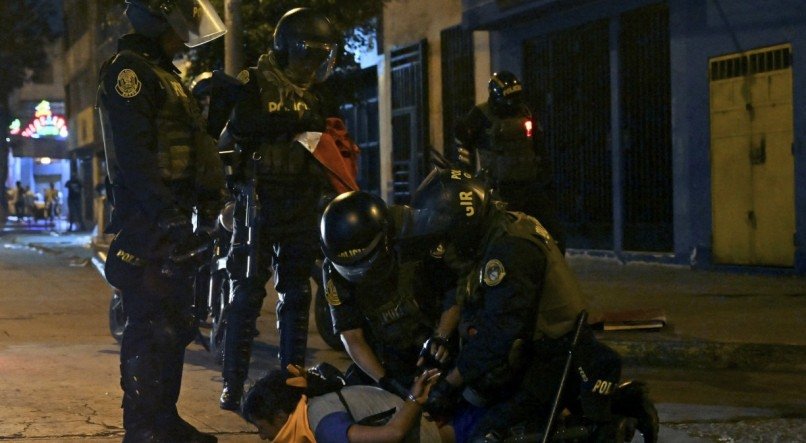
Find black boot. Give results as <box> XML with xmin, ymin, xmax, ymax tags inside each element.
<box><xmin>167</xmin><ymin>416</ymin><xmax>218</xmax><ymax>443</ymax></box>
<box><xmin>219</xmin><ymin>379</ymin><xmax>244</xmax><ymax>411</ymax></box>
<box><xmin>121</xmin><ymin>356</ymin><xmax>167</xmax><ymax>441</ymax></box>
<box><xmin>220</xmin><ymin>322</ymin><xmax>253</xmax><ymax>411</ymax></box>
<box><xmin>122</xmin><ymin>427</ymin><xmax>173</xmax><ymax>443</ymax></box>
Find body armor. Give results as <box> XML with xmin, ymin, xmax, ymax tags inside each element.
<box><xmin>357</xmin><ymin>262</ymin><xmax>435</xmax><ymax>361</ymax></box>
<box><xmin>98</xmin><ymin>50</ymin><xmax>205</xmax><ymax>212</ymax></box>
<box><xmin>476</xmin><ymin>103</ymin><xmax>540</xmax><ymax>185</ymax></box>
<box><xmin>236</xmin><ymin>58</ymin><xmax>326</xmax><ymax>233</ymax></box>
<box><xmin>462</xmin><ymin>210</ymin><xmax>589</xmax><ymax>340</ymax></box>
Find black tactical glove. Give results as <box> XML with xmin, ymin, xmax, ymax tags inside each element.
<box><xmin>378</xmin><ymin>376</ymin><xmax>410</xmax><ymax>399</ymax></box>
<box><xmin>169</xmin><ymin>230</ymin><xmax>213</xmax><ymax>264</ymax></box>
<box><xmin>298</xmin><ymin>110</ymin><xmax>326</xmax><ymax>132</ymax></box>
<box><xmin>423</xmin><ymin>378</ymin><xmax>462</xmax><ymax>421</ymax></box>
<box><xmin>161</xmin><ymin>231</ymin><xmax>213</xmax><ymax>278</ymax></box>
<box><xmin>419</xmin><ymin>336</ymin><xmax>450</xmax><ymax>371</ymax></box>
<box><xmin>305</xmin><ymin>362</ymin><xmax>347</xmax><ymax>397</ymax></box>
<box><xmin>157</xmin><ymin>208</ymin><xmax>193</xmax><ymax>243</ymax></box>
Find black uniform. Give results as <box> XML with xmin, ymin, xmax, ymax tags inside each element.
<box><xmin>323</xmin><ymin>210</ymin><xmax>454</xmax><ymax>386</ymax></box>
<box><xmin>221</xmin><ymin>52</ymin><xmax>333</xmax><ymax>388</ymax></box>
<box><xmin>458</xmin><ymin>102</ymin><xmax>566</xmax><ymax>252</ymax></box>
<box><xmin>448</xmin><ymin>206</ymin><xmax>620</xmax><ymax>438</ymax></box>
<box><xmin>98</xmin><ymin>34</ymin><xmax>224</xmax><ymax>436</ymax></box>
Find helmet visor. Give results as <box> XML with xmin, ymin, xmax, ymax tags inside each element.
<box><xmin>164</xmin><ymin>0</ymin><xmax>227</xmax><ymax>48</ymax></box>
<box><xmin>287</xmin><ymin>40</ymin><xmax>338</xmax><ymax>83</ymax></box>
<box><xmin>331</xmin><ymin>242</ymin><xmax>393</xmax><ymax>284</ymax></box>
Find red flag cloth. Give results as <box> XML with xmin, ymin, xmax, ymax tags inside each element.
<box><xmin>312</xmin><ymin>117</ymin><xmax>360</xmax><ymax>193</ymax></box>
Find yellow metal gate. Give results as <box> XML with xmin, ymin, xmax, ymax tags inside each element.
<box><xmin>709</xmin><ymin>44</ymin><xmax>795</xmax><ymax>266</ymax></box>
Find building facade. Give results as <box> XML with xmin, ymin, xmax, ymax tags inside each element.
<box><xmin>378</xmin><ymin>0</ymin><xmax>806</xmax><ymax>272</ymax></box>
<box><xmin>6</xmin><ymin>38</ymin><xmax>71</xmax><ymax>217</ymax></box>
<box><xmin>63</xmin><ymin>0</ymin><xmax>128</xmax><ymax>233</ymax></box>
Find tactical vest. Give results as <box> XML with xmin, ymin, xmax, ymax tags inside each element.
<box><xmin>247</xmin><ymin>66</ymin><xmax>326</xmax><ymax>230</ymax></box>
<box><xmin>468</xmin><ymin>211</ymin><xmax>589</xmax><ymax>340</ymax></box>
<box><xmin>477</xmin><ymin>103</ymin><xmax>540</xmax><ymax>184</ymax></box>
<box><xmin>357</xmin><ymin>262</ymin><xmax>435</xmax><ymax>365</ymax></box>
<box><xmin>98</xmin><ymin>50</ymin><xmax>202</xmax><ymax>208</ymax></box>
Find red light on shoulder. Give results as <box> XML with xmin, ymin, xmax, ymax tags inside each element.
<box><xmin>524</xmin><ymin>119</ymin><xmax>533</xmax><ymax>138</ymax></box>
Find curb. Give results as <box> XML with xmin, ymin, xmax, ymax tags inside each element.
<box><xmin>601</xmin><ymin>337</ymin><xmax>806</xmax><ymax>372</ymax></box>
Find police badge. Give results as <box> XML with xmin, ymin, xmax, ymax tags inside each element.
<box><xmin>325</xmin><ymin>279</ymin><xmax>341</xmax><ymax>306</ymax></box>
<box><xmin>115</xmin><ymin>69</ymin><xmax>142</xmax><ymax>98</ymax></box>
<box><xmin>236</xmin><ymin>69</ymin><xmax>250</xmax><ymax>84</ymax></box>
<box><xmin>481</xmin><ymin>258</ymin><xmax>506</xmax><ymax>286</ymax></box>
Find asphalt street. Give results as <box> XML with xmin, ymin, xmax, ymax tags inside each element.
<box><xmin>0</xmin><ymin>230</ymin><xmax>803</xmax><ymax>442</ymax></box>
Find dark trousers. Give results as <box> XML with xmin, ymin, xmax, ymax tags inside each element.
<box><xmin>118</xmin><ymin>261</ymin><xmax>196</xmax><ymax>431</ymax></box>
<box><xmin>223</xmin><ymin>212</ymin><xmax>317</xmax><ymax>385</ymax></box>
<box><xmin>68</xmin><ymin>199</ymin><xmax>83</xmax><ymax>230</ymax></box>
<box><xmin>470</xmin><ymin>327</ymin><xmax>621</xmax><ymax>439</ymax></box>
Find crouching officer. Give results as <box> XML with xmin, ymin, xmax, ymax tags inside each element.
<box><xmin>97</xmin><ymin>1</ymin><xmax>226</xmax><ymax>441</ymax></box>
<box><xmin>217</xmin><ymin>8</ymin><xmax>340</xmax><ymax>410</ymax></box>
<box><xmin>319</xmin><ymin>192</ymin><xmax>457</xmax><ymax>397</ymax></box>
<box><xmin>410</xmin><ymin>169</ymin><xmax>621</xmax><ymax>440</ymax></box>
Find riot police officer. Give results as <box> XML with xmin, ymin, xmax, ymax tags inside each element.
<box><xmin>456</xmin><ymin>71</ymin><xmax>566</xmax><ymax>253</ymax></box>
<box><xmin>410</xmin><ymin>169</ymin><xmax>621</xmax><ymax>440</ymax></box>
<box><xmin>97</xmin><ymin>1</ymin><xmax>226</xmax><ymax>441</ymax></box>
<box><xmin>217</xmin><ymin>8</ymin><xmax>339</xmax><ymax>410</ymax></box>
<box><xmin>319</xmin><ymin>191</ymin><xmax>457</xmax><ymax>397</ymax></box>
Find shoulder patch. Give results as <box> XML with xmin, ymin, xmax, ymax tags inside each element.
<box><xmin>430</xmin><ymin>242</ymin><xmax>446</xmax><ymax>259</ymax></box>
<box><xmin>481</xmin><ymin>258</ymin><xmax>506</xmax><ymax>287</ymax></box>
<box><xmin>115</xmin><ymin>69</ymin><xmax>142</xmax><ymax>98</ymax></box>
<box><xmin>236</xmin><ymin>69</ymin><xmax>250</xmax><ymax>84</ymax></box>
<box><xmin>325</xmin><ymin>279</ymin><xmax>341</xmax><ymax>306</ymax></box>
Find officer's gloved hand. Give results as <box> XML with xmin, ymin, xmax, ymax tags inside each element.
<box><xmin>169</xmin><ymin>230</ymin><xmax>213</xmax><ymax>265</ymax></box>
<box><xmin>418</xmin><ymin>336</ymin><xmax>450</xmax><ymax>370</ymax></box>
<box><xmin>306</xmin><ymin>362</ymin><xmax>347</xmax><ymax>397</ymax></box>
<box><xmin>157</xmin><ymin>208</ymin><xmax>193</xmax><ymax>243</ymax></box>
<box><xmin>423</xmin><ymin>378</ymin><xmax>461</xmax><ymax>421</ymax></box>
<box><xmin>378</xmin><ymin>375</ymin><xmax>410</xmax><ymax>399</ymax></box>
<box><xmin>299</xmin><ymin>110</ymin><xmax>325</xmax><ymax>132</ymax></box>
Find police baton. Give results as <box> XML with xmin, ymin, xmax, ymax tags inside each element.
<box><xmin>541</xmin><ymin>310</ymin><xmax>588</xmax><ymax>443</ymax></box>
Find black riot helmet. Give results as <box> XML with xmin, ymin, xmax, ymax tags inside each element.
<box><xmin>320</xmin><ymin>192</ymin><xmax>394</xmax><ymax>283</ymax></box>
<box><xmin>273</xmin><ymin>8</ymin><xmax>339</xmax><ymax>85</ymax></box>
<box><xmin>488</xmin><ymin>71</ymin><xmax>525</xmax><ymax>116</ymax></box>
<box><xmin>410</xmin><ymin>168</ymin><xmax>491</xmax><ymax>255</ymax></box>
<box><xmin>124</xmin><ymin>0</ymin><xmax>227</xmax><ymax>48</ymax></box>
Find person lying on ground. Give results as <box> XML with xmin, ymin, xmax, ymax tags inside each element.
<box><xmin>241</xmin><ymin>365</ymin><xmax>463</xmax><ymax>442</ymax></box>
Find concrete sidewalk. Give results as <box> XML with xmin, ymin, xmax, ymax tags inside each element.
<box><xmin>4</xmin><ymin>229</ymin><xmax>805</xmax><ymax>372</ymax></box>
<box><xmin>570</xmin><ymin>255</ymin><xmax>806</xmax><ymax>372</ymax></box>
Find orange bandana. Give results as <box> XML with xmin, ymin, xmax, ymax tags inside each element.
<box><xmin>271</xmin><ymin>395</ymin><xmax>316</xmax><ymax>443</ymax></box>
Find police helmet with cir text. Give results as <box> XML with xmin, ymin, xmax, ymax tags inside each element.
<box><xmin>124</xmin><ymin>0</ymin><xmax>227</xmax><ymax>48</ymax></box>
<box><xmin>273</xmin><ymin>8</ymin><xmax>339</xmax><ymax>84</ymax></box>
<box><xmin>320</xmin><ymin>191</ymin><xmax>393</xmax><ymax>283</ymax></box>
<box><xmin>410</xmin><ymin>168</ymin><xmax>490</xmax><ymax>253</ymax></box>
<box><xmin>488</xmin><ymin>70</ymin><xmax>525</xmax><ymax>116</ymax></box>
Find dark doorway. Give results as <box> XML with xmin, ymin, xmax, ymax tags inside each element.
<box><xmin>524</xmin><ymin>20</ymin><xmax>613</xmax><ymax>250</ymax></box>
<box><xmin>441</xmin><ymin>25</ymin><xmax>475</xmax><ymax>161</ymax></box>
<box><xmin>390</xmin><ymin>40</ymin><xmax>429</xmax><ymax>204</ymax></box>
<box><xmin>620</xmin><ymin>3</ymin><xmax>673</xmax><ymax>252</ymax></box>
<box><xmin>337</xmin><ymin>66</ymin><xmax>381</xmax><ymax>195</ymax></box>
